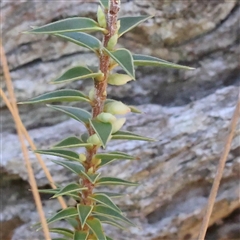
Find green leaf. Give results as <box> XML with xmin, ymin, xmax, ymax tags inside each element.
<box><xmin>67</xmin><ymin>218</ymin><xmax>79</xmax><ymax>229</ymax></box>
<box><xmin>86</xmin><ymin>218</ymin><xmax>106</xmax><ymax>240</ymax></box>
<box><xmin>52</xmin><ymin>136</ymin><xmax>92</xmax><ymax>149</ymax></box>
<box><xmin>52</xmin><ymin>160</ymin><xmax>84</xmax><ymax>175</ymax></box>
<box><xmin>19</xmin><ymin>89</ymin><xmax>90</xmax><ymax>104</ymax></box>
<box><xmin>47</xmin><ymin>105</ymin><xmax>91</xmax><ymax>124</ymax></box>
<box><xmin>129</xmin><ymin>105</ymin><xmax>142</xmax><ymax>114</ymax></box>
<box><xmin>77</xmin><ymin>204</ymin><xmax>93</xmax><ymax>228</ymax></box>
<box><xmin>95</xmin><ymin>152</ymin><xmax>135</xmax><ymax>167</ymax></box>
<box><xmin>104</xmin><ymin>48</ymin><xmax>135</xmax><ymax>79</ymax></box>
<box><xmin>37</xmin><ymin>188</ymin><xmax>60</xmax><ymax>194</ymax></box>
<box><xmin>96</xmin><ymin>177</ymin><xmax>138</xmax><ymax>186</ymax></box>
<box><xmin>118</xmin><ymin>15</ymin><xmax>152</xmax><ymax>37</ymax></box>
<box><xmin>49</xmin><ymin>228</ymin><xmax>74</xmax><ymax>238</ymax></box>
<box><xmin>133</xmin><ymin>54</ymin><xmax>195</xmax><ymax>70</ymax></box>
<box><xmin>52</xmin><ymin>66</ymin><xmax>102</xmax><ymax>84</ymax></box>
<box><xmin>90</xmin><ymin>193</ymin><xmax>121</xmax><ymax>212</ymax></box>
<box><xmin>89</xmin><ymin>119</ymin><xmax>112</xmax><ymax>148</ymax></box>
<box><xmin>47</xmin><ymin>207</ymin><xmax>78</xmax><ymax>225</ymax></box>
<box><xmin>52</xmin><ymin>183</ymin><xmax>87</xmax><ymax>198</ymax></box>
<box><xmin>24</xmin><ymin>17</ymin><xmax>105</xmax><ymax>34</ymax></box>
<box><xmin>81</xmin><ymin>132</ymin><xmax>89</xmax><ymax>143</ymax></box>
<box><xmin>112</xmin><ymin>130</ymin><xmax>155</xmax><ymax>141</ymax></box>
<box><xmin>35</xmin><ymin>149</ymin><xmax>79</xmax><ymax>161</ymax></box>
<box><xmin>93</xmin><ymin>205</ymin><xmax>134</xmax><ymax>226</ymax></box>
<box><xmin>56</xmin><ymin>32</ymin><xmax>101</xmax><ymax>52</ymax></box>
<box><xmin>74</xmin><ymin>231</ymin><xmax>89</xmax><ymax>240</ymax></box>
<box><xmin>94</xmin><ymin>215</ymin><xmax>125</xmax><ymax>230</ymax></box>
<box><xmin>80</xmin><ymin>171</ymin><xmax>100</xmax><ymax>184</ymax></box>
<box><xmin>106</xmin><ymin>237</ymin><xmax>114</xmax><ymax>240</ymax></box>
<box><xmin>94</xmin><ymin>192</ymin><xmax>123</xmax><ymax>198</ymax></box>
<box><xmin>99</xmin><ymin>0</ymin><xmax>109</xmax><ymax>8</ymax></box>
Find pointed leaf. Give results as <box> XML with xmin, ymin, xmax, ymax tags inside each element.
<box><xmin>25</xmin><ymin>17</ymin><xmax>104</xmax><ymax>34</ymax></box>
<box><xmin>35</xmin><ymin>149</ymin><xmax>79</xmax><ymax>161</ymax></box>
<box><xmin>19</xmin><ymin>89</ymin><xmax>90</xmax><ymax>104</ymax></box>
<box><xmin>47</xmin><ymin>105</ymin><xmax>91</xmax><ymax>124</ymax></box>
<box><xmin>52</xmin><ymin>66</ymin><xmax>101</xmax><ymax>84</ymax></box>
<box><xmin>52</xmin><ymin>136</ymin><xmax>92</xmax><ymax>149</ymax></box>
<box><xmin>38</xmin><ymin>188</ymin><xmax>60</xmax><ymax>194</ymax></box>
<box><xmin>52</xmin><ymin>160</ymin><xmax>84</xmax><ymax>175</ymax></box>
<box><xmin>94</xmin><ymin>215</ymin><xmax>126</xmax><ymax>230</ymax></box>
<box><xmin>99</xmin><ymin>0</ymin><xmax>109</xmax><ymax>8</ymax></box>
<box><xmin>96</xmin><ymin>177</ymin><xmax>138</xmax><ymax>186</ymax></box>
<box><xmin>93</xmin><ymin>205</ymin><xmax>134</xmax><ymax>226</ymax></box>
<box><xmin>52</xmin><ymin>183</ymin><xmax>87</xmax><ymax>198</ymax></box>
<box><xmin>104</xmin><ymin>48</ymin><xmax>135</xmax><ymax>79</ymax></box>
<box><xmin>74</xmin><ymin>231</ymin><xmax>89</xmax><ymax>240</ymax></box>
<box><xmin>81</xmin><ymin>171</ymin><xmax>100</xmax><ymax>184</ymax></box>
<box><xmin>67</xmin><ymin>218</ymin><xmax>79</xmax><ymax>229</ymax></box>
<box><xmin>47</xmin><ymin>207</ymin><xmax>78</xmax><ymax>225</ymax></box>
<box><xmin>94</xmin><ymin>192</ymin><xmax>123</xmax><ymax>198</ymax></box>
<box><xmin>133</xmin><ymin>54</ymin><xmax>195</xmax><ymax>70</ymax></box>
<box><xmin>86</xmin><ymin>218</ymin><xmax>106</xmax><ymax>240</ymax></box>
<box><xmin>118</xmin><ymin>15</ymin><xmax>152</xmax><ymax>37</ymax></box>
<box><xmin>56</xmin><ymin>32</ymin><xmax>101</xmax><ymax>52</ymax></box>
<box><xmin>49</xmin><ymin>228</ymin><xmax>74</xmax><ymax>238</ymax></box>
<box><xmin>81</xmin><ymin>132</ymin><xmax>89</xmax><ymax>142</ymax></box>
<box><xmin>90</xmin><ymin>193</ymin><xmax>121</xmax><ymax>212</ymax></box>
<box><xmin>89</xmin><ymin>119</ymin><xmax>112</xmax><ymax>148</ymax></box>
<box><xmin>77</xmin><ymin>204</ymin><xmax>93</xmax><ymax>228</ymax></box>
<box><xmin>112</xmin><ymin>130</ymin><xmax>155</xmax><ymax>141</ymax></box>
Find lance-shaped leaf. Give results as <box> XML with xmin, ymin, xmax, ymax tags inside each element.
<box><xmin>19</xmin><ymin>89</ymin><xmax>90</xmax><ymax>104</ymax></box>
<box><xmin>95</xmin><ymin>152</ymin><xmax>135</xmax><ymax>167</ymax></box>
<box><xmin>93</xmin><ymin>205</ymin><xmax>134</xmax><ymax>226</ymax></box>
<box><xmin>80</xmin><ymin>171</ymin><xmax>100</xmax><ymax>184</ymax></box>
<box><xmin>118</xmin><ymin>15</ymin><xmax>152</xmax><ymax>37</ymax></box>
<box><xmin>74</xmin><ymin>231</ymin><xmax>89</xmax><ymax>240</ymax></box>
<box><xmin>94</xmin><ymin>192</ymin><xmax>123</xmax><ymax>198</ymax></box>
<box><xmin>37</xmin><ymin>188</ymin><xmax>60</xmax><ymax>194</ymax></box>
<box><xmin>86</xmin><ymin>218</ymin><xmax>106</xmax><ymax>240</ymax></box>
<box><xmin>35</xmin><ymin>149</ymin><xmax>79</xmax><ymax>161</ymax></box>
<box><xmin>52</xmin><ymin>66</ymin><xmax>102</xmax><ymax>84</ymax></box>
<box><xmin>104</xmin><ymin>48</ymin><xmax>135</xmax><ymax>79</ymax></box>
<box><xmin>49</xmin><ymin>228</ymin><xmax>74</xmax><ymax>238</ymax></box>
<box><xmin>24</xmin><ymin>17</ymin><xmax>105</xmax><ymax>34</ymax></box>
<box><xmin>47</xmin><ymin>207</ymin><xmax>78</xmax><ymax>225</ymax></box>
<box><xmin>52</xmin><ymin>160</ymin><xmax>84</xmax><ymax>175</ymax></box>
<box><xmin>52</xmin><ymin>183</ymin><xmax>87</xmax><ymax>198</ymax></box>
<box><xmin>89</xmin><ymin>193</ymin><xmax>121</xmax><ymax>212</ymax></box>
<box><xmin>89</xmin><ymin>119</ymin><xmax>112</xmax><ymax>148</ymax></box>
<box><xmin>96</xmin><ymin>177</ymin><xmax>138</xmax><ymax>186</ymax></box>
<box><xmin>133</xmin><ymin>54</ymin><xmax>195</xmax><ymax>70</ymax></box>
<box><xmin>129</xmin><ymin>105</ymin><xmax>142</xmax><ymax>114</ymax></box>
<box><xmin>56</xmin><ymin>32</ymin><xmax>101</xmax><ymax>53</ymax></box>
<box><xmin>99</xmin><ymin>0</ymin><xmax>109</xmax><ymax>8</ymax></box>
<box><xmin>112</xmin><ymin>130</ymin><xmax>155</xmax><ymax>141</ymax></box>
<box><xmin>77</xmin><ymin>204</ymin><xmax>93</xmax><ymax>228</ymax></box>
<box><xmin>94</xmin><ymin>215</ymin><xmax>126</xmax><ymax>230</ymax></box>
<box><xmin>47</xmin><ymin>105</ymin><xmax>91</xmax><ymax>124</ymax></box>
<box><xmin>52</xmin><ymin>136</ymin><xmax>92</xmax><ymax>149</ymax></box>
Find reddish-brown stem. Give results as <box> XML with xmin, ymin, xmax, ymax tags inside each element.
<box><xmin>80</xmin><ymin>0</ymin><xmax>120</xmax><ymax>225</ymax></box>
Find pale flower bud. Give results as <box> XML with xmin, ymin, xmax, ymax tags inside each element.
<box><xmin>117</xmin><ymin>20</ymin><xmax>121</xmax><ymax>33</ymax></box>
<box><xmin>97</xmin><ymin>112</ymin><xmax>117</xmax><ymax>123</ymax></box>
<box><xmin>112</xmin><ymin>118</ymin><xmax>126</xmax><ymax>133</ymax></box>
<box><xmin>107</xmin><ymin>33</ymin><xmax>118</xmax><ymax>50</ymax></box>
<box><xmin>87</xmin><ymin>134</ymin><xmax>102</xmax><ymax>146</ymax></box>
<box><xmin>104</xmin><ymin>101</ymin><xmax>131</xmax><ymax>115</ymax></box>
<box><xmin>88</xmin><ymin>88</ymin><xmax>95</xmax><ymax>101</ymax></box>
<box><xmin>108</xmin><ymin>73</ymin><xmax>133</xmax><ymax>86</ymax></box>
<box><xmin>87</xmin><ymin>167</ymin><xmax>94</xmax><ymax>174</ymax></box>
<box><xmin>79</xmin><ymin>154</ymin><xmax>86</xmax><ymax>162</ymax></box>
<box><xmin>92</xmin><ymin>157</ymin><xmax>102</xmax><ymax>167</ymax></box>
<box><xmin>97</xmin><ymin>6</ymin><xmax>107</xmax><ymax>28</ymax></box>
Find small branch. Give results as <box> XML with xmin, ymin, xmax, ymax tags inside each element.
<box><xmin>198</xmin><ymin>98</ymin><xmax>240</xmax><ymax>240</ymax></box>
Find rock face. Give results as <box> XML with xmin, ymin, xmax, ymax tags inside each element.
<box><xmin>1</xmin><ymin>1</ymin><xmax>240</xmax><ymax>239</ymax></box>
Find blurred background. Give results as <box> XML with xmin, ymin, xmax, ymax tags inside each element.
<box><xmin>1</xmin><ymin>0</ymin><xmax>239</xmax><ymax>239</ymax></box>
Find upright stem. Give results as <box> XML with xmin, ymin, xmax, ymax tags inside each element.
<box><xmin>81</xmin><ymin>0</ymin><xmax>120</xmax><ymax>208</ymax></box>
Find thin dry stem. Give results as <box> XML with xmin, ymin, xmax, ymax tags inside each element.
<box><xmin>0</xmin><ymin>42</ymin><xmax>51</xmax><ymax>240</ymax></box>
<box><xmin>198</xmin><ymin>98</ymin><xmax>240</xmax><ymax>240</ymax></box>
